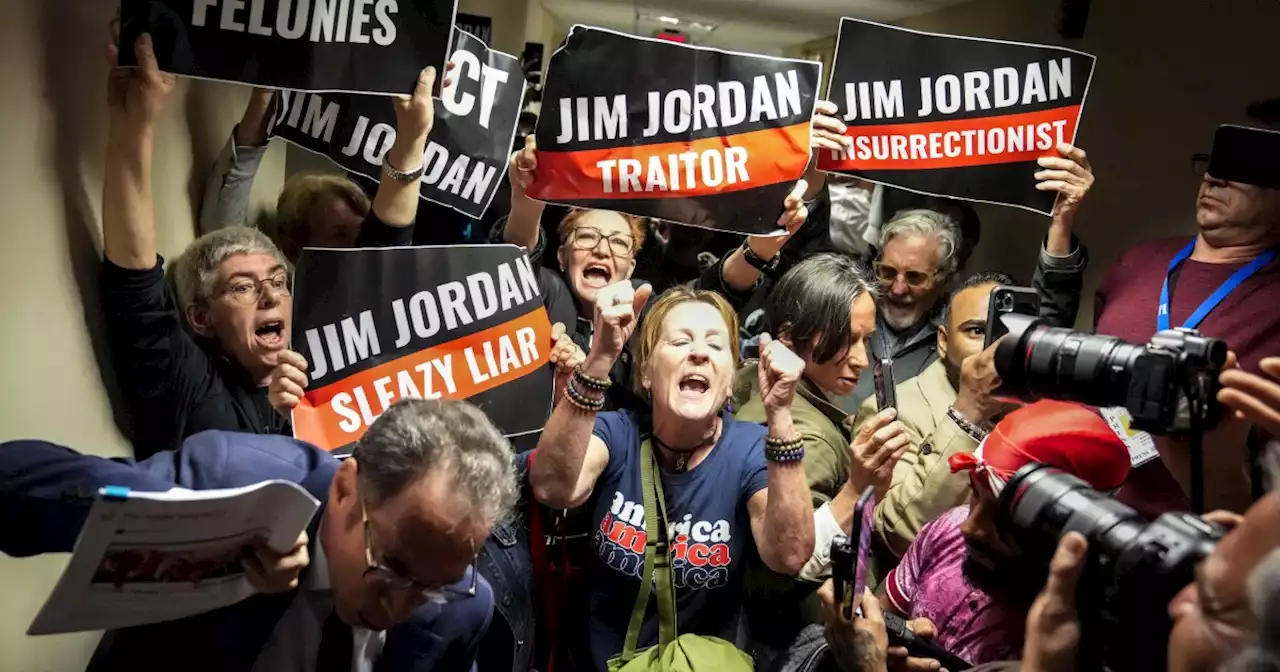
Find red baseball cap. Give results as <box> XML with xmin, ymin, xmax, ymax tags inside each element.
<box><xmin>949</xmin><ymin>399</ymin><xmax>1132</xmax><ymax>492</ymax></box>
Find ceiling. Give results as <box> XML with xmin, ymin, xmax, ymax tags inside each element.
<box><xmin>542</xmin><ymin>0</ymin><xmax>971</xmax><ymax>55</ymax></box>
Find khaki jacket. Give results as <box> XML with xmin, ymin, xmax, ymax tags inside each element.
<box><xmin>733</xmin><ymin>362</ymin><xmax>854</xmax><ymax>508</ymax></box>
<box><xmin>852</xmin><ymin>359</ymin><xmax>980</xmax><ymax>559</ymax></box>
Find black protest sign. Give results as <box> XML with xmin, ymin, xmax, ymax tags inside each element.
<box><xmin>117</xmin><ymin>0</ymin><xmax>457</xmax><ymax>95</ymax></box>
<box><xmin>291</xmin><ymin>245</ymin><xmax>553</xmax><ymax>453</ymax></box>
<box><xmin>271</xmin><ymin>29</ymin><xmax>524</xmax><ymax>219</ymax></box>
<box><xmin>528</xmin><ymin>26</ymin><xmax>820</xmax><ymax>236</ymax></box>
<box><xmin>817</xmin><ymin>18</ymin><xmax>1096</xmax><ymax>215</ymax></box>
<box><xmin>455</xmin><ymin>12</ymin><xmax>492</xmax><ymax>45</ymax></box>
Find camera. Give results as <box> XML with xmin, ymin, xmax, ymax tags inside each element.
<box><xmin>997</xmin><ymin>463</ymin><xmax>1226</xmax><ymax>671</ymax></box>
<box><xmin>990</xmin><ymin>313</ymin><xmax>1228</xmax><ymax>435</ymax></box>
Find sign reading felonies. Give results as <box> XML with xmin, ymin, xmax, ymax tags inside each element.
<box><xmin>271</xmin><ymin>28</ymin><xmax>524</xmax><ymax>219</ymax></box>
<box><xmin>818</xmin><ymin>18</ymin><xmax>1096</xmax><ymax>215</ymax></box>
<box><xmin>291</xmin><ymin>245</ymin><xmax>554</xmax><ymax>453</ymax></box>
<box><xmin>528</xmin><ymin>26</ymin><xmax>821</xmax><ymax>236</ymax></box>
<box><xmin>118</xmin><ymin>0</ymin><xmax>458</xmax><ymax>94</ymax></box>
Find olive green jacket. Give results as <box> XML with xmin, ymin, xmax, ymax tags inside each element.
<box><xmin>852</xmin><ymin>359</ymin><xmax>980</xmax><ymax>560</ymax></box>
<box><xmin>733</xmin><ymin>361</ymin><xmax>854</xmax><ymax>508</ymax></box>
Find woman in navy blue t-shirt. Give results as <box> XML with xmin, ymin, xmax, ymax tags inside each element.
<box><xmin>530</xmin><ymin>281</ymin><xmax>816</xmax><ymax>670</ymax></box>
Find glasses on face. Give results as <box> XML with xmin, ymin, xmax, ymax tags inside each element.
<box><xmin>360</xmin><ymin>493</ymin><xmax>477</xmax><ymax>603</ymax></box>
<box><xmin>872</xmin><ymin>261</ymin><xmax>935</xmax><ymax>289</ymax></box>
<box><xmin>1192</xmin><ymin>153</ymin><xmax>1210</xmax><ymax>177</ymax></box>
<box><xmin>570</xmin><ymin>227</ymin><xmax>635</xmax><ymax>258</ymax></box>
<box><xmin>223</xmin><ymin>273</ymin><xmax>290</xmax><ymax>306</ymax></box>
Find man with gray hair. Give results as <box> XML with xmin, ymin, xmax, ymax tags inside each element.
<box><xmin>836</xmin><ymin>142</ymin><xmax>1096</xmax><ymax>411</ymax></box>
<box><xmin>99</xmin><ymin>27</ymin><xmax>440</xmax><ymax>458</ymax></box>
<box><xmin>0</xmin><ymin>397</ymin><xmax>515</xmax><ymax>671</ymax></box>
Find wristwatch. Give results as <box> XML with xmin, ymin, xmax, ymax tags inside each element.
<box><xmin>739</xmin><ymin>240</ymin><xmax>780</xmax><ymax>274</ymax></box>
<box><xmin>382</xmin><ymin>156</ymin><xmax>426</xmax><ymax>182</ymax></box>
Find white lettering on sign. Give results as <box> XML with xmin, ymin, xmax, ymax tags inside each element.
<box><xmin>192</xmin><ymin>0</ymin><xmax>399</xmax><ymax>45</ymax></box>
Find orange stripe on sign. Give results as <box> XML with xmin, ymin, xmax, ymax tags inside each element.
<box><xmin>817</xmin><ymin>105</ymin><xmax>1081</xmax><ymax>172</ymax></box>
<box><xmin>293</xmin><ymin>309</ymin><xmax>552</xmax><ymax>452</ymax></box>
<box><xmin>528</xmin><ymin>122</ymin><xmax>812</xmax><ymax>201</ymax></box>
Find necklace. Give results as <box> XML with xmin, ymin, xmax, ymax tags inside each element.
<box><xmin>654</xmin><ymin>419</ymin><xmax>720</xmax><ymax>474</ymax></box>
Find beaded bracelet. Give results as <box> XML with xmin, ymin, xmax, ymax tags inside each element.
<box><xmin>947</xmin><ymin>407</ymin><xmax>989</xmax><ymax>442</ymax></box>
<box><xmin>765</xmin><ymin>435</ymin><xmax>804</xmax><ymax>452</ymax></box>
<box><xmin>765</xmin><ymin>445</ymin><xmax>806</xmax><ymax>463</ymax></box>
<box><xmin>573</xmin><ymin>366</ymin><xmax>612</xmax><ymax>392</ymax></box>
<box><xmin>563</xmin><ymin>378</ymin><xmax>605</xmax><ymax>412</ymax></box>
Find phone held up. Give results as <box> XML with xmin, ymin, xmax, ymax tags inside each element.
<box><xmin>872</xmin><ymin>357</ymin><xmax>897</xmax><ymax>413</ymax></box>
<box><xmin>984</xmin><ymin>285</ymin><xmax>1041</xmax><ymax>349</ymax></box>
<box><xmin>830</xmin><ymin>485</ymin><xmax>875</xmax><ymax>619</ymax></box>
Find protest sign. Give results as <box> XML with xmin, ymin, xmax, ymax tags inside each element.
<box><xmin>528</xmin><ymin>26</ymin><xmax>821</xmax><ymax>236</ymax></box>
<box><xmin>456</xmin><ymin>12</ymin><xmax>493</xmax><ymax>45</ymax></box>
<box><xmin>117</xmin><ymin>0</ymin><xmax>458</xmax><ymax>95</ymax></box>
<box><xmin>818</xmin><ymin>18</ymin><xmax>1096</xmax><ymax>215</ymax></box>
<box><xmin>271</xmin><ymin>28</ymin><xmax>524</xmax><ymax>219</ymax></box>
<box><xmin>291</xmin><ymin>245</ymin><xmax>554</xmax><ymax>453</ymax></box>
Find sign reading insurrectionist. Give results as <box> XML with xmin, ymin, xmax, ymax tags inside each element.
<box><xmin>291</xmin><ymin>245</ymin><xmax>554</xmax><ymax>453</ymax></box>
<box><xmin>817</xmin><ymin>18</ymin><xmax>1096</xmax><ymax>215</ymax></box>
<box><xmin>271</xmin><ymin>28</ymin><xmax>524</xmax><ymax>219</ymax></box>
<box><xmin>117</xmin><ymin>0</ymin><xmax>458</xmax><ymax>95</ymax></box>
<box><xmin>527</xmin><ymin>26</ymin><xmax>821</xmax><ymax>236</ymax></box>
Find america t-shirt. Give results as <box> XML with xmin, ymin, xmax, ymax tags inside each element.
<box><xmin>586</xmin><ymin>410</ymin><xmax>769</xmax><ymax>670</ymax></box>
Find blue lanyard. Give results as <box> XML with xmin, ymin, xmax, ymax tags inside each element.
<box><xmin>1158</xmin><ymin>240</ymin><xmax>1276</xmax><ymax>331</ymax></box>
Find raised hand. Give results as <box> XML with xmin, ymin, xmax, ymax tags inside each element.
<box><xmin>509</xmin><ymin>135</ymin><xmax>538</xmax><ymax>201</ymax></box>
<box><xmin>953</xmin><ymin>342</ymin><xmax>1012</xmax><ymax>426</ymax></box>
<box><xmin>106</xmin><ymin>23</ymin><xmax>177</xmax><ymax>127</ymax></box>
<box><xmin>811</xmin><ymin>100</ymin><xmax>852</xmax><ymax>154</ymax></box>
<box><xmin>392</xmin><ymin>62</ymin><xmax>456</xmax><ymax>141</ymax></box>
<box><xmin>757</xmin><ymin>333</ymin><xmax>805</xmax><ymax>417</ymax></box>
<box><xmin>850</xmin><ymin>408</ymin><xmax>910</xmax><ymax>497</ymax></box>
<box><xmin>1218</xmin><ymin>355</ymin><xmax>1280</xmax><ymax>438</ymax></box>
<box><xmin>590</xmin><ymin>281</ymin><xmax>652</xmax><ymax>363</ymax></box>
<box><xmin>267</xmin><ymin>350</ymin><xmax>309</xmax><ymax>418</ymax></box>
<box><xmin>743</xmin><ymin>179</ymin><xmax>811</xmax><ymax>265</ymax></box>
<box><xmin>549</xmin><ymin>322</ymin><xmax>587</xmax><ymax>405</ymax></box>
<box><xmin>1035</xmin><ymin>143</ymin><xmax>1094</xmax><ymax>223</ymax></box>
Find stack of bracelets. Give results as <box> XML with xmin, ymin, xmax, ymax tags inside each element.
<box><xmin>764</xmin><ymin>435</ymin><xmax>805</xmax><ymax>463</ymax></box>
<box><xmin>564</xmin><ymin>366</ymin><xmax>611</xmax><ymax>412</ymax></box>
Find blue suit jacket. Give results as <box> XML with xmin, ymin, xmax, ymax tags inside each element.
<box><xmin>0</xmin><ymin>431</ymin><xmax>494</xmax><ymax>672</ymax></box>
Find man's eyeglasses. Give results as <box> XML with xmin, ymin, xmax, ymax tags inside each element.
<box><xmin>570</xmin><ymin>227</ymin><xmax>635</xmax><ymax>258</ymax></box>
<box><xmin>1192</xmin><ymin>153</ymin><xmax>1211</xmax><ymax>177</ymax></box>
<box><xmin>360</xmin><ymin>493</ymin><xmax>477</xmax><ymax>603</ymax></box>
<box><xmin>872</xmin><ymin>262</ymin><xmax>935</xmax><ymax>289</ymax></box>
<box><xmin>223</xmin><ymin>273</ymin><xmax>290</xmax><ymax>306</ymax></box>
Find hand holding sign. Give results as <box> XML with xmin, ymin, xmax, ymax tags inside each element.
<box><xmin>107</xmin><ymin>22</ymin><xmax>176</xmax><ymax>128</ymax></box>
<box><xmin>1035</xmin><ymin>143</ymin><xmax>1094</xmax><ymax>226</ymax></box>
<box><xmin>589</xmin><ymin>282</ymin><xmax>652</xmax><ymax>363</ymax></box>
<box><xmin>393</xmin><ymin>65</ymin><xmax>448</xmax><ymax>141</ymax></box>
<box><xmin>509</xmin><ymin>136</ymin><xmax>539</xmax><ymax>203</ymax></box>
<box><xmin>811</xmin><ymin>100</ymin><xmax>852</xmax><ymax>154</ymax></box>
<box><xmin>549</xmin><ymin>322</ymin><xmax>587</xmax><ymax>406</ymax></box>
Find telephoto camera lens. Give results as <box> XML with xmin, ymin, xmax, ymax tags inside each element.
<box><xmin>990</xmin><ymin>313</ymin><xmax>1227</xmax><ymax>434</ymax></box>
<box><xmin>997</xmin><ymin>464</ymin><xmax>1225</xmax><ymax>671</ymax></box>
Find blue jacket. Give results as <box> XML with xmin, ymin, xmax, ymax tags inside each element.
<box><xmin>0</xmin><ymin>431</ymin><xmax>493</xmax><ymax>672</ymax></box>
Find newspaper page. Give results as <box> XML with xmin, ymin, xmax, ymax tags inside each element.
<box><xmin>28</xmin><ymin>480</ymin><xmax>320</xmax><ymax>635</ymax></box>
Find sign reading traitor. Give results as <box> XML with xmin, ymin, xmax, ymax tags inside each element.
<box><xmin>117</xmin><ymin>0</ymin><xmax>458</xmax><ymax>95</ymax></box>
<box><xmin>291</xmin><ymin>245</ymin><xmax>554</xmax><ymax>453</ymax></box>
<box><xmin>272</xmin><ymin>29</ymin><xmax>524</xmax><ymax>218</ymax></box>
<box><xmin>818</xmin><ymin>18</ymin><xmax>1096</xmax><ymax>215</ymax></box>
<box><xmin>528</xmin><ymin>26</ymin><xmax>821</xmax><ymax>235</ymax></box>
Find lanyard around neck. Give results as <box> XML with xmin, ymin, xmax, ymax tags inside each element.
<box><xmin>1158</xmin><ymin>240</ymin><xmax>1276</xmax><ymax>332</ymax></box>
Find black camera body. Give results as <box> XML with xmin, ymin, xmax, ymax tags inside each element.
<box><xmin>990</xmin><ymin>313</ymin><xmax>1228</xmax><ymax>434</ymax></box>
<box><xmin>997</xmin><ymin>464</ymin><xmax>1225</xmax><ymax>671</ymax></box>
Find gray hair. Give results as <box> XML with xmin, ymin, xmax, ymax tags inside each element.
<box><xmin>170</xmin><ymin>227</ymin><xmax>288</xmax><ymax>311</ymax></box>
<box><xmin>877</xmin><ymin>209</ymin><xmax>962</xmax><ymax>281</ymax></box>
<box><xmin>352</xmin><ymin>398</ymin><xmax>518</xmax><ymax>525</ymax></box>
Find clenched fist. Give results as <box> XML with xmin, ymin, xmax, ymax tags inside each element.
<box><xmin>268</xmin><ymin>350</ymin><xmax>309</xmax><ymax>418</ymax></box>
<box><xmin>549</xmin><ymin>322</ymin><xmax>587</xmax><ymax>405</ymax></box>
<box><xmin>757</xmin><ymin>333</ymin><xmax>805</xmax><ymax>418</ymax></box>
<box><xmin>590</xmin><ymin>281</ymin><xmax>652</xmax><ymax>362</ymax></box>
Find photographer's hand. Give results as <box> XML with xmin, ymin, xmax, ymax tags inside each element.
<box><xmin>887</xmin><ymin>618</ymin><xmax>943</xmax><ymax>672</ymax></box>
<box><xmin>1021</xmin><ymin>532</ymin><xmax>1088</xmax><ymax>672</ymax></box>
<box><xmin>1218</xmin><ymin>355</ymin><xmax>1280</xmax><ymax>439</ymax></box>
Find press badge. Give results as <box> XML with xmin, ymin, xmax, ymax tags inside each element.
<box><xmin>1100</xmin><ymin>407</ymin><xmax>1159</xmax><ymax>467</ymax></box>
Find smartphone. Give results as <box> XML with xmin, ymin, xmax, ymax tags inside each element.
<box><xmin>872</xmin><ymin>358</ymin><xmax>897</xmax><ymax>413</ymax></box>
<box><xmin>832</xmin><ymin>486</ymin><xmax>877</xmax><ymax>619</ymax></box>
<box><xmin>1208</xmin><ymin>124</ymin><xmax>1280</xmax><ymax>190</ymax></box>
<box><xmin>984</xmin><ymin>285</ymin><xmax>1041</xmax><ymax>348</ymax></box>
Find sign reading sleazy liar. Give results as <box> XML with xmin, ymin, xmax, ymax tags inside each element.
<box><xmin>529</xmin><ymin>26</ymin><xmax>821</xmax><ymax>236</ymax></box>
<box><xmin>291</xmin><ymin>245</ymin><xmax>554</xmax><ymax>453</ymax></box>
<box><xmin>818</xmin><ymin>18</ymin><xmax>1096</xmax><ymax>215</ymax></box>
